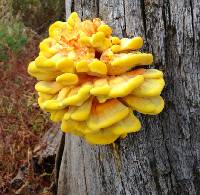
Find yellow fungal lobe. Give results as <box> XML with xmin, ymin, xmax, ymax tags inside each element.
<box><xmin>120</xmin><ymin>37</ymin><xmax>144</xmax><ymax>51</ymax></box>
<box><xmin>63</xmin><ymin>83</ymin><xmax>93</xmax><ymax>106</ymax></box>
<box><xmin>35</xmin><ymin>81</ymin><xmax>63</xmax><ymax>94</ymax></box>
<box><xmin>88</xmin><ymin>60</ymin><xmax>107</xmax><ymax>75</ymax></box>
<box><xmin>108</xmin><ymin>74</ymin><xmax>144</xmax><ymax>98</ymax></box>
<box><xmin>97</xmin><ymin>24</ymin><xmax>112</xmax><ymax>37</ymax></box>
<box><xmin>142</xmin><ymin>69</ymin><xmax>163</xmax><ymax>79</ymax></box>
<box><xmin>28</xmin><ymin>12</ymin><xmax>165</xmax><ymax>145</ymax></box>
<box><xmin>108</xmin><ymin>111</ymin><xmax>141</xmax><ymax>135</ymax></box>
<box><xmin>56</xmin><ymin>73</ymin><xmax>79</xmax><ymax>85</ymax></box>
<box><xmin>123</xmin><ymin>95</ymin><xmax>164</xmax><ymax>115</ymax></box>
<box><xmin>56</xmin><ymin>57</ymin><xmax>75</xmax><ymax>73</ymax></box>
<box><xmin>70</xmin><ymin>97</ymin><xmax>93</xmax><ymax>121</ymax></box>
<box><xmin>111</xmin><ymin>53</ymin><xmax>153</xmax><ymax>67</ymax></box>
<box><xmin>87</xmin><ymin>99</ymin><xmax>129</xmax><ymax>130</ymax></box>
<box><xmin>42</xmin><ymin>99</ymin><xmax>65</xmax><ymax>111</ymax></box>
<box><xmin>111</xmin><ymin>37</ymin><xmax>121</xmax><ymax>45</ymax></box>
<box><xmin>57</xmin><ymin>87</ymin><xmax>71</xmax><ymax>100</ymax></box>
<box><xmin>90</xmin><ymin>78</ymin><xmax>110</xmax><ymax>96</ymax></box>
<box><xmin>61</xmin><ymin>119</ymin><xmax>85</xmax><ymax>136</ymax></box>
<box><xmin>49</xmin><ymin>21</ymin><xmax>67</xmax><ymax>41</ymax></box>
<box><xmin>85</xmin><ymin>129</ymin><xmax>119</xmax><ymax>145</ymax></box>
<box><xmin>75</xmin><ymin>60</ymin><xmax>89</xmax><ymax>73</ymax></box>
<box><xmin>50</xmin><ymin>109</ymin><xmax>68</xmax><ymax>122</ymax></box>
<box><xmin>39</xmin><ymin>37</ymin><xmax>61</xmax><ymax>58</ymax></box>
<box><xmin>132</xmin><ymin>78</ymin><xmax>165</xmax><ymax>97</ymax></box>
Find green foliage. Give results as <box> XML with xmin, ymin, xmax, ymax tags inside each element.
<box><xmin>0</xmin><ymin>22</ymin><xmax>27</xmax><ymax>63</ymax></box>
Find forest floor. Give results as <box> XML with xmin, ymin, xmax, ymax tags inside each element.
<box><xmin>0</xmin><ymin>34</ymin><xmax>54</xmax><ymax>194</ymax></box>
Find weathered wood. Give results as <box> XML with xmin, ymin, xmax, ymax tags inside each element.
<box><xmin>34</xmin><ymin>124</ymin><xmax>62</xmax><ymax>160</ymax></box>
<box><xmin>56</xmin><ymin>0</ymin><xmax>200</xmax><ymax>194</ymax></box>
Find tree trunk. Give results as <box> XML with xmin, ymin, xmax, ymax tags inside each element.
<box><xmin>56</xmin><ymin>0</ymin><xmax>200</xmax><ymax>194</ymax></box>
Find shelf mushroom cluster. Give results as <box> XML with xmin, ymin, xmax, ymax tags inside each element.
<box><xmin>28</xmin><ymin>12</ymin><xmax>165</xmax><ymax>145</ymax></box>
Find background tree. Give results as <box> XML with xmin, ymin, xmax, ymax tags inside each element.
<box><xmin>55</xmin><ymin>0</ymin><xmax>200</xmax><ymax>195</ymax></box>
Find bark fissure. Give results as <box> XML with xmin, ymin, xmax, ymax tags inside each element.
<box><xmin>71</xmin><ymin>0</ymin><xmax>74</xmax><ymax>12</ymax></box>
<box><xmin>140</xmin><ymin>0</ymin><xmax>147</xmax><ymax>39</ymax></box>
<box><xmin>80</xmin><ymin>0</ymin><xmax>83</xmax><ymax>19</ymax></box>
<box><xmin>122</xmin><ymin>0</ymin><xmax>127</xmax><ymax>38</ymax></box>
<box><xmin>189</xmin><ymin>0</ymin><xmax>195</xmax><ymax>55</ymax></box>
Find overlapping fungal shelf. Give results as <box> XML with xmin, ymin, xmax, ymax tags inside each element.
<box><xmin>28</xmin><ymin>12</ymin><xmax>165</xmax><ymax>145</ymax></box>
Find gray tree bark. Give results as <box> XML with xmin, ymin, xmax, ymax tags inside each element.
<box><xmin>56</xmin><ymin>0</ymin><xmax>200</xmax><ymax>194</ymax></box>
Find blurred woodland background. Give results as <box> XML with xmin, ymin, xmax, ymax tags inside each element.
<box><xmin>0</xmin><ymin>0</ymin><xmax>65</xmax><ymax>194</ymax></box>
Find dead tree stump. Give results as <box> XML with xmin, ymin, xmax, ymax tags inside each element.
<box><xmin>56</xmin><ymin>1</ymin><xmax>200</xmax><ymax>194</ymax></box>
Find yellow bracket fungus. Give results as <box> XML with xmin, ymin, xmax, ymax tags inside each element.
<box><xmin>28</xmin><ymin>12</ymin><xmax>165</xmax><ymax>145</ymax></box>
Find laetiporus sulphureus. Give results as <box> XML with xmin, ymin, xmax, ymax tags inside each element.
<box><xmin>28</xmin><ymin>12</ymin><xmax>165</xmax><ymax>145</ymax></box>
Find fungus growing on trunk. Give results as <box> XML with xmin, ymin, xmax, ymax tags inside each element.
<box><xmin>28</xmin><ymin>12</ymin><xmax>165</xmax><ymax>145</ymax></box>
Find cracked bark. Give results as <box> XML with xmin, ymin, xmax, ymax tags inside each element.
<box><xmin>56</xmin><ymin>0</ymin><xmax>200</xmax><ymax>194</ymax></box>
